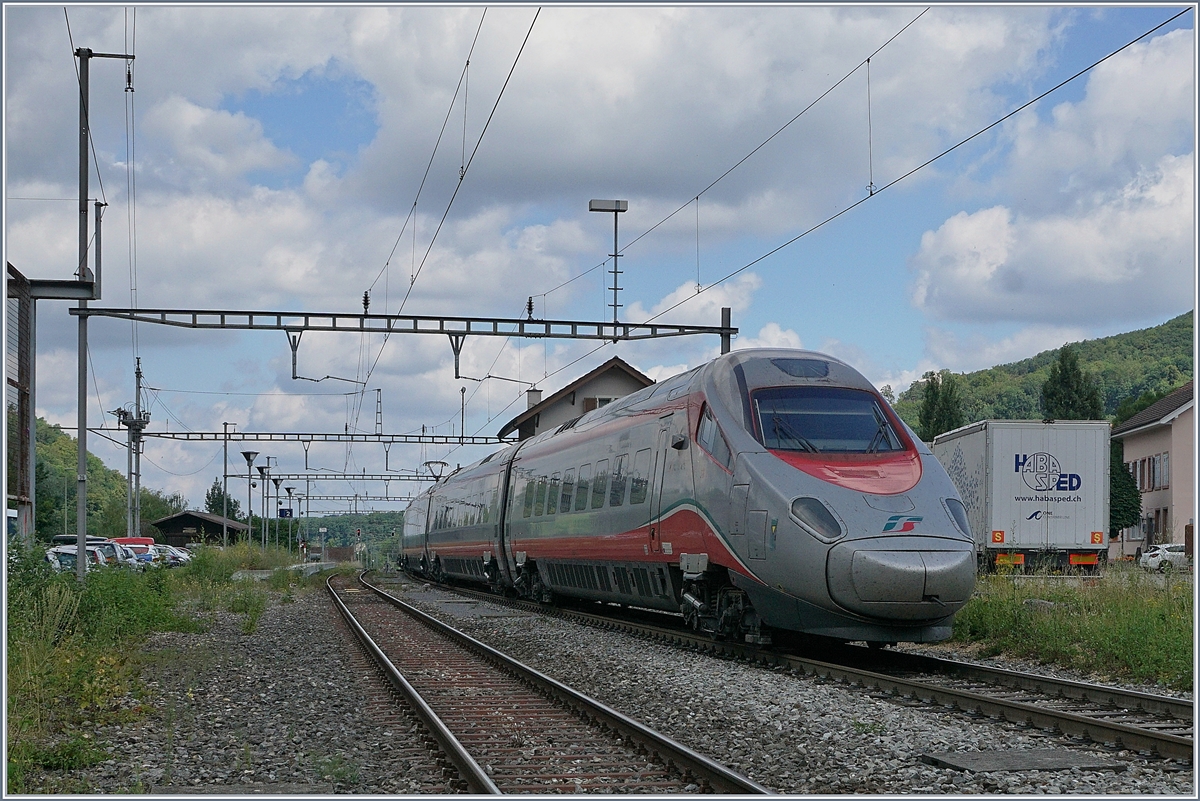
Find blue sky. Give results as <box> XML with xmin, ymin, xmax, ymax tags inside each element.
<box><xmin>4</xmin><ymin>5</ymin><xmax>1195</xmax><ymax>510</ymax></box>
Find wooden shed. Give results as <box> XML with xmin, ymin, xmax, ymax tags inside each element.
<box><xmin>150</xmin><ymin>510</ymin><xmax>249</xmax><ymax>549</ymax></box>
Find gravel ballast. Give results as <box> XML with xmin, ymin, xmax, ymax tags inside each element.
<box><xmin>22</xmin><ymin>588</ymin><xmax>454</xmax><ymax>794</ymax></box>
<box><xmin>21</xmin><ymin>579</ymin><xmax>1195</xmax><ymax>795</ymax></box>
<box><xmin>389</xmin><ymin>580</ymin><xmax>1194</xmax><ymax>796</ymax></box>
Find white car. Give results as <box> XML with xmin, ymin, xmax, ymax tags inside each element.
<box><xmin>44</xmin><ymin>544</ymin><xmax>106</xmax><ymax>572</ymax></box>
<box><xmin>1139</xmin><ymin>544</ymin><xmax>1191</xmax><ymax>573</ymax></box>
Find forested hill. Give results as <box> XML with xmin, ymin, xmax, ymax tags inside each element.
<box><xmin>893</xmin><ymin>312</ymin><xmax>1193</xmax><ymax>429</ymax></box>
<box><xmin>32</xmin><ymin>418</ymin><xmax>187</xmax><ymax>540</ymax></box>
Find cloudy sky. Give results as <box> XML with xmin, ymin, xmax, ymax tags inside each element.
<box><xmin>4</xmin><ymin>4</ymin><xmax>1195</xmax><ymax>512</ymax></box>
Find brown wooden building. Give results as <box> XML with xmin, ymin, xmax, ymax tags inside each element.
<box><xmin>150</xmin><ymin>510</ymin><xmax>249</xmax><ymax>548</ymax></box>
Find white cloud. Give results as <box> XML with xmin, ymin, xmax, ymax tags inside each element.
<box><xmin>732</xmin><ymin>322</ymin><xmax>804</xmax><ymax>351</ymax></box>
<box><xmin>142</xmin><ymin>95</ymin><xmax>297</xmax><ymax>184</ymax></box>
<box><xmin>7</xmin><ymin>7</ymin><xmax>1189</xmax><ymax>507</ymax></box>
<box><xmin>910</xmin><ymin>152</ymin><xmax>1193</xmax><ymax>323</ymax></box>
<box><xmin>924</xmin><ymin>324</ymin><xmax>1090</xmax><ymax>374</ymax></box>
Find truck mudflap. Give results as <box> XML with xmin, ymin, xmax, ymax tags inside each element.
<box><xmin>826</xmin><ymin>536</ymin><xmax>975</xmax><ymax>620</ymax></box>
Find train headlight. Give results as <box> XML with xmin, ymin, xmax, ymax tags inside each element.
<box><xmin>790</xmin><ymin>497</ymin><xmax>843</xmax><ymax>542</ymax></box>
<box><xmin>943</xmin><ymin>498</ymin><xmax>971</xmax><ymax>540</ymax></box>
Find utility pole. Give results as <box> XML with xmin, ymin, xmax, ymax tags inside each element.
<box><xmin>257</xmin><ymin>463</ymin><xmax>270</xmax><ymax>548</ymax></box>
<box><xmin>272</xmin><ymin>476</ymin><xmax>282</xmax><ymax>549</ymax></box>
<box><xmin>74</xmin><ymin>46</ymin><xmax>134</xmax><ymax>580</ymax></box>
<box><xmin>241</xmin><ymin>450</ymin><xmax>258</xmax><ymax>545</ymax></box>
<box><xmin>111</xmin><ymin>360</ymin><xmax>149</xmax><ymax>538</ymax></box>
<box><xmin>222</xmin><ymin>422</ymin><xmax>235</xmax><ymax>547</ymax></box>
<box><xmin>133</xmin><ymin>359</ymin><xmax>144</xmax><ymax>536</ymax></box>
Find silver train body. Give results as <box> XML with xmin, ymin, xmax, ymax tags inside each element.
<box><xmin>402</xmin><ymin>349</ymin><xmax>976</xmax><ymax>644</ymax></box>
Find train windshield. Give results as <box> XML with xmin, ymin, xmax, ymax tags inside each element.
<box><xmin>753</xmin><ymin>386</ymin><xmax>903</xmax><ymax>453</ymax></box>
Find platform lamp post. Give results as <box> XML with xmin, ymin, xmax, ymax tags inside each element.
<box><xmin>588</xmin><ymin>199</ymin><xmax>627</xmax><ymax>334</ymax></box>
<box><xmin>241</xmin><ymin>451</ymin><xmax>258</xmax><ymax>546</ymax></box>
<box><xmin>285</xmin><ymin>486</ymin><xmax>295</xmax><ymax>554</ymax></box>
<box><xmin>256</xmin><ymin>464</ymin><xmax>270</xmax><ymax>548</ymax></box>
<box><xmin>272</xmin><ymin>477</ymin><xmax>283</xmax><ymax>549</ymax></box>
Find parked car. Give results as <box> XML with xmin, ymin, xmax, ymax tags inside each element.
<box><xmin>44</xmin><ymin>544</ymin><xmax>106</xmax><ymax>572</ymax></box>
<box><xmin>152</xmin><ymin>544</ymin><xmax>189</xmax><ymax>567</ymax></box>
<box><xmin>1139</xmin><ymin>544</ymin><xmax>1191</xmax><ymax>573</ymax></box>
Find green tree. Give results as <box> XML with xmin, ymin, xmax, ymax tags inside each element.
<box><xmin>1041</xmin><ymin>344</ymin><xmax>1103</xmax><ymax>420</ymax></box>
<box><xmin>1112</xmin><ymin>387</ymin><xmax>1170</xmax><ymax>427</ymax></box>
<box><xmin>138</xmin><ymin>487</ymin><xmax>188</xmax><ymax>537</ymax></box>
<box><xmin>918</xmin><ymin>370</ymin><xmax>965</xmax><ymax>441</ymax></box>
<box><xmin>203</xmin><ymin>477</ymin><xmax>242</xmax><ymax>521</ymax></box>
<box><xmin>1109</xmin><ymin>439</ymin><xmax>1142</xmax><ymax>537</ymax></box>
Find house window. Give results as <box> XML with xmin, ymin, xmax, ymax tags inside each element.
<box><xmin>1162</xmin><ymin>453</ymin><xmax>1170</xmax><ymax>489</ymax></box>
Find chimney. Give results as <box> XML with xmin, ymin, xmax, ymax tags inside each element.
<box><xmin>526</xmin><ymin>388</ymin><xmax>543</xmax><ymax>409</ymax></box>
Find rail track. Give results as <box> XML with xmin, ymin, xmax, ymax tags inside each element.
<box><xmin>325</xmin><ymin>573</ymin><xmax>770</xmax><ymax>794</ymax></box>
<box><xmin>376</xmin><ymin>573</ymin><xmax>1193</xmax><ymax>764</ymax></box>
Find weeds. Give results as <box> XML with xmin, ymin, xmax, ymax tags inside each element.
<box><xmin>313</xmin><ymin>754</ymin><xmax>360</xmax><ymax>785</ymax></box>
<box><xmin>953</xmin><ymin>563</ymin><xmax>1193</xmax><ymax>690</ymax></box>
<box><xmin>5</xmin><ymin>542</ymin><xmax>307</xmax><ymax>791</ymax></box>
<box><xmin>228</xmin><ymin>582</ymin><xmax>268</xmax><ymax>633</ymax></box>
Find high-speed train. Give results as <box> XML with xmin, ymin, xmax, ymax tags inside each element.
<box><xmin>402</xmin><ymin>349</ymin><xmax>976</xmax><ymax>644</ymax></box>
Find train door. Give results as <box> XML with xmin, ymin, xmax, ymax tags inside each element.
<box><xmin>648</xmin><ymin>414</ymin><xmax>673</xmax><ymax>554</ymax></box>
<box><xmin>419</xmin><ymin>493</ymin><xmax>435</xmax><ymax>571</ymax></box>
<box><xmin>488</xmin><ymin>469</ymin><xmax>514</xmax><ymax>584</ymax></box>
<box><xmin>496</xmin><ymin>453</ymin><xmax>520</xmax><ymax>584</ymax></box>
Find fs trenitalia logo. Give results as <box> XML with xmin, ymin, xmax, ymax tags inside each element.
<box><xmin>1015</xmin><ymin>452</ymin><xmax>1082</xmax><ymax>492</ymax></box>
<box><xmin>882</xmin><ymin>515</ymin><xmax>922</xmax><ymax>533</ymax></box>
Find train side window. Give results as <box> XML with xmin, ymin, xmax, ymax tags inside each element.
<box><xmin>522</xmin><ymin>480</ymin><xmax>535</xmax><ymax>518</ymax></box>
<box><xmin>547</xmin><ymin>473</ymin><xmax>560</xmax><ymax>516</ymax></box>
<box><xmin>575</xmin><ymin>464</ymin><xmax>592</xmax><ymax>511</ymax></box>
<box><xmin>609</xmin><ymin>454</ymin><xmax>628</xmax><ymax>506</ymax></box>
<box><xmin>698</xmin><ymin>405</ymin><xmax>732</xmax><ymax>469</ymax></box>
<box><xmin>560</xmin><ymin>469</ymin><xmax>575</xmax><ymax>513</ymax></box>
<box><xmin>591</xmin><ymin>459</ymin><xmax>610</xmax><ymax>509</ymax></box>
<box><xmin>534</xmin><ymin>477</ymin><xmax>547</xmax><ymax>516</ymax></box>
<box><xmin>629</xmin><ymin>449</ymin><xmax>651</xmax><ymax>503</ymax></box>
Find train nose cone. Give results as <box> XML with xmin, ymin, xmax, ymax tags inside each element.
<box><xmin>826</xmin><ymin>537</ymin><xmax>975</xmax><ymax>620</ymax></box>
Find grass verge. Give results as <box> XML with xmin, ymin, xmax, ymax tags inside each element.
<box><xmin>5</xmin><ymin>542</ymin><xmax>327</xmax><ymax>792</ymax></box>
<box><xmin>951</xmin><ymin>562</ymin><xmax>1193</xmax><ymax>690</ymax></box>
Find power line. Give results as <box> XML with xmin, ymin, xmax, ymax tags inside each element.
<box><xmin>63</xmin><ymin>8</ymin><xmax>109</xmax><ymax>206</ymax></box>
<box><xmin>532</xmin><ymin>8</ymin><xmax>929</xmax><ymax>304</ymax></box>
<box><xmin>354</xmin><ymin>8</ymin><xmax>541</xmax><ymax>433</ymax></box>
<box><xmin>637</xmin><ymin>7</ymin><xmax>1194</xmax><ymax>329</ymax></box>
<box><xmin>367</xmin><ymin>9</ymin><xmax>489</xmax><ymax>297</ymax></box>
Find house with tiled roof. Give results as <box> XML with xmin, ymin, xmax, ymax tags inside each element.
<box><xmin>1110</xmin><ymin>381</ymin><xmax>1193</xmax><ymax>558</ymax></box>
<box><xmin>498</xmin><ymin>356</ymin><xmax>654</xmax><ymax>441</ymax></box>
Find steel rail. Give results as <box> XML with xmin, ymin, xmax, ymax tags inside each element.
<box><xmin>403</xmin><ymin>580</ymin><xmax>1194</xmax><ymax>762</ymax></box>
<box><xmin>358</xmin><ymin>573</ymin><xmax>772</xmax><ymax>794</ymax></box>
<box><xmin>878</xmin><ymin>650</ymin><xmax>1194</xmax><ymax>721</ymax></box>
<box><xmin>324</xmin><ymin>577</ymin><xmax>500</xmax><ymax>794</ymax></box>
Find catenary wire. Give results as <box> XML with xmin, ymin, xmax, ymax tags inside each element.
<box><xmin>634</xmin><ymin>7</ymin><xmax>1193</xmax><ymax>330</ymax></box>
<box><xmin>366</xmin><ymin>8</ymin><xmax>488</xmax><ymax>296</ymax></box>
<box><xmin>63</xmin><ymin>9</ymin><xmax>109</xmax><ymax>208</ymax></box>
<box><xmin>353</xmin><ymin>8</ymin><xmax>540</xmax><ymax>433</ymax></box>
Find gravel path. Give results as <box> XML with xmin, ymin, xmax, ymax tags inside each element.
<box><xmin>388</xmin><ymin>579</ymin><xmax>1195</xmax><ymax>795</ymax></box>
<box><xmin>21</xmin><ymin>579</ymin><xmax>1195</xmax><ymax>795</ymax></box>
<box><xmin>23</xmin><ymin>588</ymin><xmax>454</xmax><ymax>794</ymax></box>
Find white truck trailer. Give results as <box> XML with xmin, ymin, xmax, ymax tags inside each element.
<box><xmin>931</xmin><ymin>420</ymin><xmax>1110</xmax><ymax>571</ymax></box>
